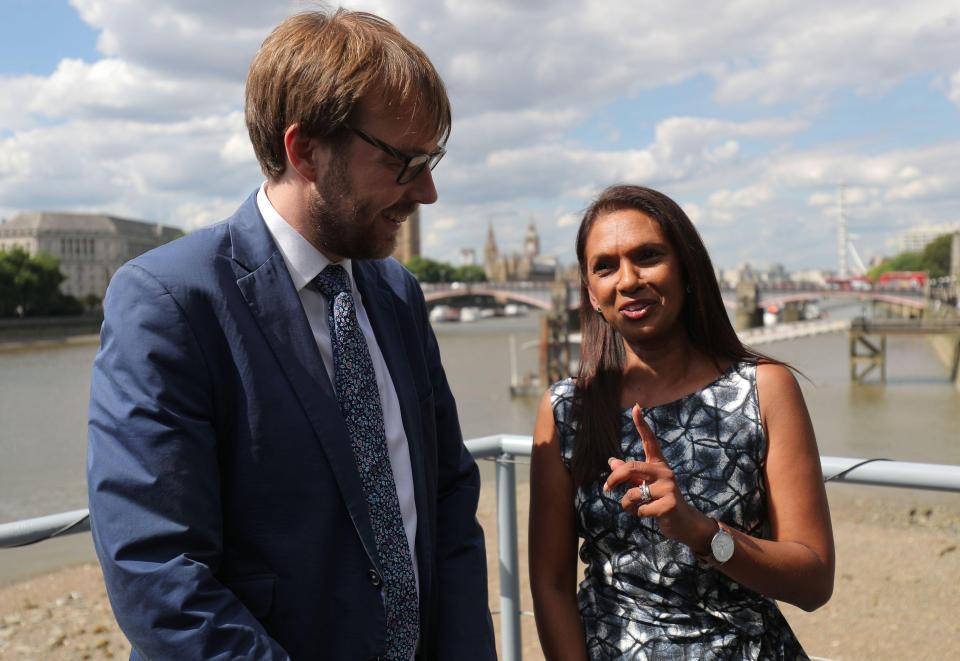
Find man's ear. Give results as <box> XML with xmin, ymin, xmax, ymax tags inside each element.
<box><xmin>283</xmin><ymin>123</ymin><xmax>323</xmax><ymax>182</ymax></box>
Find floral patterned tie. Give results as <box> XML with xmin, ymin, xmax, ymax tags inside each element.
<box><xmin>313</xmin><ymin>264</ymin><xmax>419</xmax><ymax>660</ymax></box>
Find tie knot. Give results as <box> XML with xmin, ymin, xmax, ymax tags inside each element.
<box><xmin>313</xmin><ymin>264</ymin><xmax>351</xmax><ymax>301</ymax></box>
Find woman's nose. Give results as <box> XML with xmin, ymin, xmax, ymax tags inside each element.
<box><xmin>617</xmin><ymin>264</ymin><xmax>641</xmax><ymax>292</ymax></box>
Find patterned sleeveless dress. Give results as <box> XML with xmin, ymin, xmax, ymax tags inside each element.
<box><xmin>550</xmin><ymin>362</ymin><xmax>808</xmax><ymax>660</ymax></box>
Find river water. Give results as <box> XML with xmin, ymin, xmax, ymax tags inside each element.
<box><xmin>1</xmin><ymin>306</ymin><xmax>958</xmax><ymax>583</ymax></box>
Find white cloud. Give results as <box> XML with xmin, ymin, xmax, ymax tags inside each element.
<box><xmin>431</xmin><ymin>216</ymin><xmax>457</xmax><ymax>231</ymax></box>
<box><xmin>220</xmin><ymin>131</ymin><xmax>257</xmax><ymax>166</ymax></box>
<box><xmin>0</xmin><ymin>75</ymin><xmax>46</xmax><ymax>132</ymax></box>
<box><xmin>681</xmin><ymin>203</ymin><xmax>702</xmax><ymax>225</ymax></box>
<box><xmin>450</xmin><ymin>108</ymin><xmax>585</xmax><ymax>159</ymax></box>
<box><xmin>713</xmin><ymin>1</ymin><xmax>960</xmax><ymax>105</ymax></box>
<box><xmin>436</xmin><ymin>114</ymin><xmax>804</xmax><ymax>210</ymax></box>
<box><xmin>808</xmin><ymin>192</ymin><xmax>834</xmax><ymax>207</ymax></box>
<box><xmin>412</xmin><ymin>0</ymin><xmax>960</xmax><ymax>120</ymax></box>
<box><xmin>176</xmin><ymin>198</ymin><xmax>248</xmax><ymax>232</ymax></box>
<box><xmin>556</xmin><ymin>212</ymin><xmax>579</xmax><ymax>228</ymax></box>
<box><xmin>70</xmin><ymin>0</ymin><xmax>288</xmax><ymax>79</ymax></box>
<box><xmin>57</xmin><ymin>1</ymin><xmax>960</xmax><ymax>118</ymax></box>
<box><xmin>647</xmin><ymin>117</ymin><xmax>804</xmax><ymax>179</ymax></box>
<box><xmin>29</xmin><ymin>58</ymin><xmax>241</xmax><ymax>122</ymax></box>
<box><xmin>0</xmin><ymin>0</ymin><xmax>955</xmax><ymax>272</ymax></box>
<box><xmin>843</xmin><ymin>187</ymin><xmax>871</xmax><ymax>205</ymax></box>
<box><xmin>0</xmin><ymin>112</ymin><xmax>259</xmax><ymax>222</ymax></box>
<box><xmin>423</xmin><ymin>229</ymin><xmax>443</xmax><ymax>251</ymax></box>
<box><xmin>885</xmin><ymin>176</ymin><xmax>946</xmax><ymax>201</ymax></box>
<box><xmin>708</xmin><ymin>185</ymin><xmax>773</xmax><ymax>210</ymax></box>
<box><xmin>947</xmin><ymin>68</ymin><xmax>960</xmax><ymax>107</ymax></box>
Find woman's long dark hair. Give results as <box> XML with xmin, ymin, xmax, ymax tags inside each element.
<box><xmin>571</xmin><ymin>184</ymin><xmax>779</xmax><ymax>485</ymax></box>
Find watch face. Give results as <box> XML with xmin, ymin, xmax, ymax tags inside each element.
<box><xmin>711</xmin><ymin>530</ymin><xmax>735</xmax><ymax>563</ymax></box>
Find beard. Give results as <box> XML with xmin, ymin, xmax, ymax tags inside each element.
<box><xmin>309</xmin><ymin>151</ymin><xmax>412</xmax><ymax>261</ymax></box>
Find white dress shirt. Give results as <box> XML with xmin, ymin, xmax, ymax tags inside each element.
<box><xmin>256</xmin><ymin>183</ymin><xmax>420</xmax><ymax>600</ymax></box>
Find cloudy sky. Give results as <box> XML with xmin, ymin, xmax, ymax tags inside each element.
<box><xmin>2</xmin><ymin>0</ymin><xmax>959</xmax><ymax>272</ymax></box>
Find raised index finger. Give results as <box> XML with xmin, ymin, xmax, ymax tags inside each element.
<box><xmin>632</xmin><ymin>403</ymin><xmax>666</xmax><ymax>464</ymax></box>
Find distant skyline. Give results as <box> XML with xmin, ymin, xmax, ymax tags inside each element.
<box><xmin>1</xmin><ymin>0</ymin><xmax>959</xmax><ymax>271</ymax></box>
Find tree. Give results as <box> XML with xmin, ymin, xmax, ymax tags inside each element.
<box><xmin>404</xmin><ymin>256</ymin><xmax>456</xmax><ymax>283</ymax></box>
<box><xmin>82</xmin><ymin>293</ymin><xmax>104</xmax><ymax>312</ymax></box>
<box><xmin>453</xmin><ymin>265</ymin><xmax>486</xmax><ymax>282</ymax></box>
<box><xmin>867</xmin><ymin>251</ymin><xmax>924</xmax><ymax>281</ymax></box>
<box><xmin>867</xmin><ymin>232</ymin><xmax>956</xmax><ymax>281</ymax></box>
<box><xmin>0</xmin><ymin>248</ymin><xmax>82</xmax><ymax>317</ymax></box>
<box><xmin>921</xmin><ymin>233</ymin><xmax>952</xmax><ymax>279</ymax></box>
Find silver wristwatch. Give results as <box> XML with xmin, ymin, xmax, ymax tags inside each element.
<box><xmin>696</xmin><ymin>519</ymin><xmax>735</xmax><ymax>564</ymax></box>
<box><xmin>710</xmin><ymin>521</ymin><xmax>735</xmax><ymax>564</ymax></box>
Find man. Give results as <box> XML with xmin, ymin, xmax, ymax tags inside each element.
<box><xmin>87</xmin><ymin>9</ymin><xmax>496</xmax><ymax>660</ymax></box>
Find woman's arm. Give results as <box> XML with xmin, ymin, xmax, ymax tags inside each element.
<box><xmin>742</xmin><ymin>361</ymin><xmax>835</xmax><ymax>610</ymax></box>
<box><xmin>529</xmin><ymin>390</ymin><xmax>588</xmax><ymax>661</ymax></box>
<box><xmin>606</xmin><ymin>363</ymin><xmax>835</xmax><ymax>611</ymax></box>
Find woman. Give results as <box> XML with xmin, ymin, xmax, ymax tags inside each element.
<box><xmin>529</xmin><ymin>185</ymin><xmax>834</xmax><ymax>660</ymax></box>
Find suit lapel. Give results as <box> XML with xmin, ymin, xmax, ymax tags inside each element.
<box><xmin>229</xmin><ymin>194</ymin><xmax>382</xmax><ymax>574</ymax></box>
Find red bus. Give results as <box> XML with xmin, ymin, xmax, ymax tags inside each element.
<box><xmin>876</xmin><ymin>271</ymin><xmax>926</xmax><ymax>289</ymax></box>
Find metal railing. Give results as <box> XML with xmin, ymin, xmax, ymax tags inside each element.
<box><xmin>2</xmin><ymin>435</ymin><xmax>960</xmax><ymax>661</ymax></box>
<box><xmin>467</xmin><ymin>436</ymin><xmax>960</xmax><ymax>661</ymax></box>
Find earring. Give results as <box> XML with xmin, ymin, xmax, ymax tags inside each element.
<box><xmin>685</xmin><ymin>284</ymin><xmax>693</xmax><ymax>294</ymax></box>
<box><xmin>596</xmin><ymin>306</ymin><xmax>603</xmax><ymax>315</ymax></box>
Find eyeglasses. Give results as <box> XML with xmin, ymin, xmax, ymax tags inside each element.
<box><xmin>345</xmin><ymin>124</ymin><xmax>446</xmax><ymax>185</ymax></box>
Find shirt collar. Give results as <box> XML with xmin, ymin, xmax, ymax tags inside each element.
<box><xmin>257</xmin><ymin>182</ymin><xmax>355</xmax><ymax>293</ymax></box>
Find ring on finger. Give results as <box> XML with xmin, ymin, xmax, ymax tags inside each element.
<box><xmin>639</xmin><ymin>480</ymin><xmax>652</xmax><ymax>505</ymax></box>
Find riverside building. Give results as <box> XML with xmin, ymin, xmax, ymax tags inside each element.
<box><xmin>392</xmin><ymin>208</ymin><xmax>421</xmax><ymax>264</ymax></box>
<box><xmin>895</xmin><ymin>223</ymin><xmax>960</xmax><ymax>254</ymax></box>
<box><xmin>0</xmin><ymin>212</ymin><xmax>183</xmax><ymax>301</ymax></box>
<box><xmin>483</xmin><ymin>220</ymin><xmax>559</xmax><ymax>283</ymax></box>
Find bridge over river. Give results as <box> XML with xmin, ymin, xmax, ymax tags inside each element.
<box><xmin>420</xmin><ymin>281</ymin><xmax>927</xmax><ymax>313</ymax></box>
<box><xmin>421</xmin><ymin>281</ymin><xmax>955</xmax><ymax>392</ymax></box>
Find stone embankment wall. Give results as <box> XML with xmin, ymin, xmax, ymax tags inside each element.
<box><xmin>0</xmin><ymin>315</ymin><xmax>102</xmax><ymax>352</ymax></box>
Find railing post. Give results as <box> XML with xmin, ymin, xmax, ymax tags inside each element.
<box><xmin>496</xmin><ymin>451</ymin><xmax>522</xmax><ymax>661</ymax></box>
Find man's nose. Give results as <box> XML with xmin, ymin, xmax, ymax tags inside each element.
<box><xmin>405</xmin><ymin>167</ymin><xmax>438</xmax><ymax>205</ymax></box>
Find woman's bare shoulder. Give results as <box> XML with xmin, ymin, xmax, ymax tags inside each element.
<box><xmin>756</xmin><ymin>361</ymin><xmax>800</xmax><ymax>395</ymax></box>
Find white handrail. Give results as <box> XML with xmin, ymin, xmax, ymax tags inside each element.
<box><xmin>2</xmin><ymin>436</ymin><xmax>959</xmax><ymax>661</ymax></box>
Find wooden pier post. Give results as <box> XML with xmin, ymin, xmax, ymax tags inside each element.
<box><xmin>849</xmin><ymin>318</ymin><xmax>886</xmax><ymax>384</ymax></box>
<box><xmin>782</xmin><ymin>300</ymin><xmax>803</xmax><ymax>322</ymax></box>
<box><xmin>848</xmin><ymin>316</ymin><xmax>960</xmax><ymax>384</ymax></box>
<box><xmin>540</xmin><ymin>280</ymin><xmax>571</xmax><ymax>387</ymax></box>
<box><xmin>735</xmin><ymin>281</ymin><xmax>762</xmax><ymax>330</ymax></box>
<box><xmin>950</xmin><ymin>337</ymin><xmax>960</xmax><ymax>384</ymax></box>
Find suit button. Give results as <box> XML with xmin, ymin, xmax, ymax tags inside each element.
<box><xmin>368</xmin><ymin>569</ymin><xmax>382</xmax><ymax>587</ymax></box>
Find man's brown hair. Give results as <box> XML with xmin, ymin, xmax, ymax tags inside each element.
<box><xmin>245</xmin><ymin>9</ymin><xmax>452</xmax><ymax>180</ymax></box>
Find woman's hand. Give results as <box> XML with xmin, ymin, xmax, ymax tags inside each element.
<box><xmin>603</xmin><ymin>404</ymin><xmax>714</xmax><ymax>549</ymax></box>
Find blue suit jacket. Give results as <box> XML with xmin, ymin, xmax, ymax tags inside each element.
<box><xmin>87</xmin><ymin>193</ymin><xmax>496</xmax><ymax>660</ymax></box>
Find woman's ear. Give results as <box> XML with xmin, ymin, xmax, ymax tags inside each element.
<box><xmin>586</xmin><ymin>286</ymin><xmax>600</xmax><ymax>312</ymax></box>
